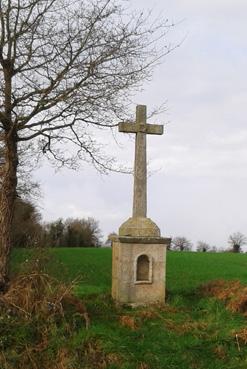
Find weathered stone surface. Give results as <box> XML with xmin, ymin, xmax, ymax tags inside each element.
<box><xmin>119</xmin><ymin>122</ymin><xmax>163</xmax><ymax>135</ymax></box>
<box><xmin>118</xmin><ymin>105</ymin><xmax>164</xmax><ymax>222</ymax></box>
<box><xmin>119</xmin><ymin>216</ymin><xmax>160</xmax><ymax>237</ymax></box>
<box><xmin>117</xmin><ymin>236</ymin><xmax>170</xmax><ymax>244</ymax></box>
<box><xmin>112</xmin><ymin>237</ymin><xmax>169</xmax><ymax>305</ymax></box>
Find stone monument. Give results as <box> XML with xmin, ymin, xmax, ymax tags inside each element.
<box><xmin>112</xmin><ymin>105</ymin><xmax>171</xmax><ymax>305</ymax></box>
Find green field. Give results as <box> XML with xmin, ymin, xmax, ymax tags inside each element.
<box><xmin>6</xmin><ymin>249</ymin><xmax>247</xmax><ymax>368</ymax></box>
<box><xmin>12</xmin><ymin>248</ymin><xmax>247</xmax><ymax>294</ymax></box>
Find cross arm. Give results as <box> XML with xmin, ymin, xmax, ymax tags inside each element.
<box><xmin>119</xmin><ymin>122</ymin><xmax>163</xmax><ymax>135</ymax></box>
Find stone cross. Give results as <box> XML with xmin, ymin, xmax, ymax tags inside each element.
<box><xmin>119</xmin><ymin>105</ymin><xmax>163</xmax><ymax>218</ymax></box>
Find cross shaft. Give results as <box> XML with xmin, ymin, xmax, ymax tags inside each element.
<box><xmin>119</xmin><ymin>105</ymin><xmax>163</xmax><ymax>218</ymax></box>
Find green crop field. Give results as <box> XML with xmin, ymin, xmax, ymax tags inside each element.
<box><xmin>6</xmin><ymin>249</ymin><xmax>247</xmax><ymax>369</ymax></box>
<box><xmin>12</xmin><ymin>248</ymin><xmax>247</xmax><ymax>294</ymax></box>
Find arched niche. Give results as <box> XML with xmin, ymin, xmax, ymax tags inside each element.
<box><xmin>135</xmin><ymin>254</ymin><xmax>152</xmax><ymax>284</ymax></box>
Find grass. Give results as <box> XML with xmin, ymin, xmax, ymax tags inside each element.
<box><xmin>6</xmin><ymin>249</ymin><xmax>247</xmax><ymax>369</ymax></box>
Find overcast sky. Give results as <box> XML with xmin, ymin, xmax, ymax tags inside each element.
<box><xmin>34</xmin><ymin>0</ymin><xmax>247</xmax><ymax>249</ymax></box>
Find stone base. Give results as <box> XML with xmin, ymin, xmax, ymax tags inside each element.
<box><xmin>112</xmin><ymin>236</ymin><xmax>171</xmax><ymax>305</ymax></box>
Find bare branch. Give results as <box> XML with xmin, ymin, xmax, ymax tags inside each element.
<box><xmin>0</xmin><ymin>0</ymin><xmax>176</xmax><ymax>288</ymax></box>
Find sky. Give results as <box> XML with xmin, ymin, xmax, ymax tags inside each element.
<box><xmin>34</xmin><ymin>0</ymin><xmax>247</xmax><ymax>249</ymax></box>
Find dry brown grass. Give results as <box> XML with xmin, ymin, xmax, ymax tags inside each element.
<box><xmin>200</xmin><ymin>280</ymin><xmax>247</xmax><ymax>314</ymax></box>
<box><xmin>201</xmin><ymin>280</ymin><xmax>241</xmax><ymax>302</ymax></box>
<box><xmin>0</xmin><ymin>271</ymin><xmax>89</xmax><ymax>327</ymax></box>
<box><xmin>163</xmin><ymin>318</ymin><xmax>207</xmax><ymax>335</ymax></box>
<box><xmin>0</xmin><ymin>255</ymin><xmax>91</xmax><ymax>369</ymax></box>
<box><xmin>213</xmin><ymin>345</ymin><xmax>227</xmax><ymax>360</ymax></box>
<box><xmin>136</xmin><ymin>304</ymin><xmax>178</xmax><ymax>323</ymax></box>
<box><xmin>201</xmin><ymin>279</ymin><xmax>247</xmax><ymax>350</ymax></box>
<box><xmin>235</xmin><ymin>329</ymin><xmax>247</xmax><ymax>345</ymax></box>
<box><xmin>119</xmin><ymin>315</ymin><xmax>137</xmax><ymax>330</ymax></box>
<box><xmin>54</xmin><ymin>348</ymin><xmax>71</xmax><ymax>369</ymax></box>
<box><xmin>137</xmin><ymin>309</ymin><xmax>157</xmax><ymax>320</ymax></box>
<box><xmin>0</xmin><ymin>352</ymin><xmax>9</xmax><ymax>369</ymax></box>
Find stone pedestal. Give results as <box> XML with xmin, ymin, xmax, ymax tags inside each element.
<box><xmin>112</xmin><ymin>236</ymin><xmax>170</xmax><ymax>305</ymax></box>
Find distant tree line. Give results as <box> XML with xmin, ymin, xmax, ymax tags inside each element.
<box><xmin>11</xmin><ymin>197</ymin><xmax>247</xmax><ymax>252</ymax></box>
<box><xmin>169</xmin><ymin>232</ymin><xmax>247</xmax><ymax>253</ymax></box>
<box><xmin>12</xmin><ymin>198</ymin><xmax>102</xmax><ymax>248</ymax></box>
<box><xmin>42</xmin><ymin>217</ymin><xmax>102</xmax><ymax>248</ymax></box>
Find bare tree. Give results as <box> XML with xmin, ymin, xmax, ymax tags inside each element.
<box><xmin>196</xmin><ymin>241</ymin><xmax>210</xmax><ymax>252</ymax></box>
<box><xmin>0</xmin><ymin>0</ymin><xmax>175</xmax><ymax>290</ymax></box>
<box><xmin>209</xmin><ymin>245</ymin><xmax>217</xmax><ymax>253</ymax></box>
<box><xmin>1</xmin><ymin>142</ymin><xmax>40</xmax><ymax>199</ymax></box>
<box><xmin>105</xmin><ymin>232</ymin><xmax>118</xmax><ymax>247</ymax></box>
<box><xmin>171</xmin><ymin>237</ymin><xmax>192</xmax><ymax>252</ymax></box>
<box><xmin>16</xmin><ymin>146</ymin><xmax>41</xmax><ymax>200</ymax></box>
<box><xmin>228</xmin><ymin>232</ymin><xmax>247</xmax><ymax>253</ymax></box>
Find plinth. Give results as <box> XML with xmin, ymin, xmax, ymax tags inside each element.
<box><xmin>112</xmin><ymin>216</ymin><xmax>170</xmax><ymax>305</ymax></box>
<box><xmin>112</xmin><ymin>235</ymin><xmax>170</xmax><ymax>305</ymax></box>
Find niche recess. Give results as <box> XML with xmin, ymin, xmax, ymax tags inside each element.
<box><xmin>135</xmin><ymin>254</ymin><xmax>152</xmax><ymax>284</ymax></box>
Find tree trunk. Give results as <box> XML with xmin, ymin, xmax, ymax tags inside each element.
<box><xmin>0</xmin><ymin>130</ymin><xmax>18</xmax><ymax>292</ymax></box>
<box><xmin>233</xmin><ymin>244</ymin><xmax>240</xmax><ymax>253</ymax></box>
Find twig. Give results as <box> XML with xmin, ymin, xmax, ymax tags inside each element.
<box><xmin>0</xmin><ymin>296</ymin><xmax>31</xmax><ymax>318</ymax></box>
<box><xmin>55</xmin><ymin>275</ymin><xmax>81</xmax><ymax>304</ymax></box>
<box><xmin>25</xmin><ymin>346</ymin><xmax>39</xmax><ymax>369</ymax></box>
<box><xmin>236</xmin><ymin>334</ymin><xmax>241</xmax><ymax>352</ymax></box>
